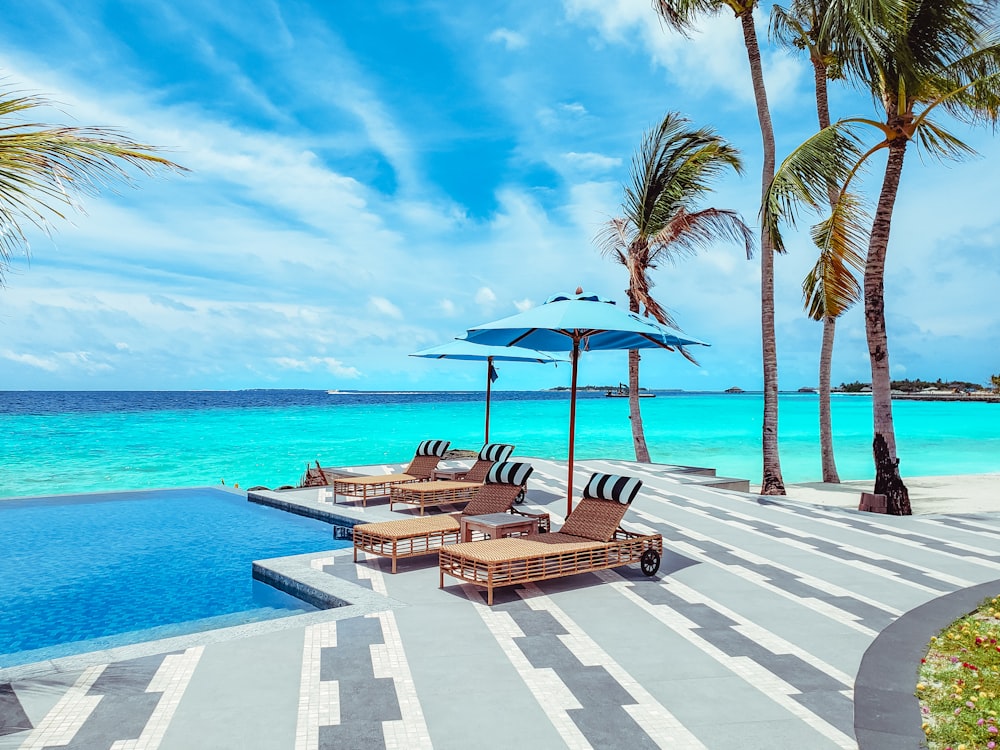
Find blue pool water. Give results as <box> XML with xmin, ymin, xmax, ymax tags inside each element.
<box><xmin>0</xmin><ymin>487</ymin><xmax>347</xmax><ymax>667</ymax></box>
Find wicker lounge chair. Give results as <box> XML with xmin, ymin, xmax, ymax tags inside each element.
<box><xmin>389</xmin><ymin>443</ymin><xmax>515</xmax><ymax>514</ymax></box>
<box><xmin>353</xmin><ymin>462</ymin><xmax>549</xmax><ymax>573</ymax></box>
<box><xmin>439</xmin><ymin>472</ymin><xmax>662</xmax><ymax>604</ymax></box>
<box><xmin>332</xmin><ymin>440</ymin><xmax>450</xmax><ymax>507</ymax></box>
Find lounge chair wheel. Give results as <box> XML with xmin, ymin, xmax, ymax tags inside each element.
<box><xmin>640</xmin><ymin>549</ymin><xmax>660</xmax><ymax>576</ymax></box>
<box><xmin>514</xmin><ymin>488</ymin><xmax>525</xmax><ymax>504</ymax></box>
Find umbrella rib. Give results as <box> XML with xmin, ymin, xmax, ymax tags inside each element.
<box><xmin>637</xmin><ymin>332</ymin><xmax>676</xmax><ymax>350</ymax></box>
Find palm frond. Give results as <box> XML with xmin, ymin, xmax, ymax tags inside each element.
<box><xmin>650</xmin><ymin>207</ymin><xmax>755</xmax><ymax>261</ymax></box>
<box><xmin>0</xmin><ymin>88</ymin><xmax>187</xmax><ymax>278</ymax></box>
<box><xmin>802</xmin><ymin>191</ymin><xmax>867</xmax><ymax>319</ymax></box>
<box><xmin>651</xmin><ymin>0</ymin><xmax>724</xmax><ymax>37</ymax></box>
<box><xmin>912</xmin><ymin>115</ymin><xmax>978</xmax><ymax>161</ymax></box>
<box><xmin>763</xmin><ymin>119</ymin><xmax>872</xmax><ymax>253</ymax></box>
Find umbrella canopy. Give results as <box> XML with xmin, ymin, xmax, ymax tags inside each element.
<box><xmin>463</xmin><ymin>290</ymin><xmax>709</xmax><ymax>514</ymax></box>
<box><xmin>410</xmin><ymin>339</ymin><xmax>566</xmax><ymax>444</ymax></box>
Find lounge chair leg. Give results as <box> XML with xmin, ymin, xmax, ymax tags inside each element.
<box><xmin>353</xmin><ymin>545</ymin><xmax>357</xmax><ymax>562</ymax></box>
<box><xmin>487</xmin><ymin>586</ymin><xmax>493</xmax><ymax>606</ymax></box>
<box><xmin>439</xmin><ymin>567</ymin><xmax>444</xmax><ymax>589</ymax></box>
<box><xmin>392</xmin><ymin>557</ymin><xmax>398</xmax><ymax>574</ymax></box>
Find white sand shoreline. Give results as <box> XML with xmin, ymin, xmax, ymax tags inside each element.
<box><xmin>752</xmin><ymin>472</ymin><xmax>1000</xmax><ymax>514</ymax></box>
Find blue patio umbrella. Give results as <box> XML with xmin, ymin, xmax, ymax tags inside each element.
<box><xmin>410</xmin><ymin>340</ymin><xmax>566</xmax><ymax>444</ymax></box>
<box><xmin>463</xmin><ymin>290</ymin><xmax>708</xmax><ymax>514</ymax></box>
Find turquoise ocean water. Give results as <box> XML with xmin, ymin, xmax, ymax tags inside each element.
<box><xmin>1</xmin><ymin>390</ymin><xmax>998</xmax><ymax>498</ymax></box>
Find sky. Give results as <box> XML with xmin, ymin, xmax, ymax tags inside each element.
<box><xmin>0</xmin><ymin>0</ymin><xmax>998</xmax><ymax>393</ymax></box>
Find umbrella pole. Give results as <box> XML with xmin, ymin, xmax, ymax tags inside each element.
<box><xmin>567</xmin><ymin>339</ymin><xmax>580</xmax><ymax>517</ymax></box>
<box><xmin>485</xmin><ymin>357</ymin><xmax>492</xmax><ymax>444</ymax></box>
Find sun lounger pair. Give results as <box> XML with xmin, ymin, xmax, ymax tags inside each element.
<box><xmin>331</xmin><ymin>439</ymin><xmax>450</xmax><ymax>507</ymax></box>
<box><xmin>353</xmin><ymin>462</ymin><xmax>549</xmax><ymax>573</ymax></box>
<box><xmin>439</xmin><ymin>473</ymin><xmax>663</xmax><ymax>605</ymax></box>
<box><xmin>389</xmin><ymin>442</ymin><xmax>516</xmax><ymax>514</ymax></box>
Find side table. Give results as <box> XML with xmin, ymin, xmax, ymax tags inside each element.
<box><xmin>460</xmin><ymin>512</ymin><xmax>537</xmax><ymax>543</ymax></box>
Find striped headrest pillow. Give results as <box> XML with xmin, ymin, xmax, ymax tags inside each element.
<box><xmin>485</xmin><ymin>461</ymin><xmax>533</xmax><ymax>486</ymax></box>
<box><xmin>416</xmin><ymin>439</ymin><xmax>450</xmax><ymax>457</ymax></box>
<box><xmin>582</xmin><ymin>473</ymin><xmax>642</xmax><ymax>505</ymax></box>
<box><xmin>478</xmin><ymin>443</ymin><xmax>514</xmax><ymax>462</ymax></box>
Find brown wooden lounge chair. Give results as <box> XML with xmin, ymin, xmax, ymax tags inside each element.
<box><xmin>353</xmin><ymin>462</ymin><xmax>549</xmax><ymax>573</ymax></box>
<box><xmin>388</xmin><ymin>443</ymin><xmax>515</xmax><ymax>514</ymax></box>
<box><xmin>438</xmin><ymin>472</ymin><xmax>662</xmax><ymax>604</ymax></box>
<box><xmin>332</xmin><ymin>440</ymin><xmax>450</xmax><ymax>507</ymax></box>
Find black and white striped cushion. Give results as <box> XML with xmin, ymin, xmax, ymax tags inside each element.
<box><xmin>416</xmin><ymin>439</ymin><xmax>450</xmax><ymax>457</ymax></box>
<box><xmin>479</xmin><ymin>443</ymin><xmax>514</xmax><ymax>462</ymax></box>
<box><xmin>485</xmin><ymin>461</ymin><xmax>533</xmax><ymax>486</ymax></box>
<box><xmin>582</xmin><ymin>473</ymin><xmax>642</xmax><ymax>505</ymax></box>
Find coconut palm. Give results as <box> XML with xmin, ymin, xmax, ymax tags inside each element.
<box><xmin>652</xmin><ymin>0</ymin><xmax>786</xmax><ymax>494</ymax></box>
<box><xmin>771</xmin><ymin>0</ymin><xmax>866</xmax><ymax>483</ymax></box>
<box><xmin>598</xmin><ymin>112</ymin><xmax>753</xmax><ymax>462</ymax></box>
<box><xmin>765</xmin><ymin>0</ymin><xmax>1000</xmax><ymax>514</ymax></box>
<box><xmin>0</xmin><ymin>88</ymin><xmax>186</xmax><ymax>284</ymax></box>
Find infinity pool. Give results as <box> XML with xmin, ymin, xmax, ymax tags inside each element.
<box><xmin>0</xmin><ymin>487</ymin><xmax>346</xmax><ymax>667</ymax></box>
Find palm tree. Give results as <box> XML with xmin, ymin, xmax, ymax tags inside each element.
<box><xmin>765</xmin><ymin>0</ymin><xmax>1000</xmax><ymax>514</ymax></box>
<box><xmin>771</xmin><ymin>0</ymin><xmax>866</xmax><ymax>483</ymax></box>
<box><xmin>598</xmin><ymin>112</ymin><xmax>753</xmax><ymax>462</ymax></box>
<box><xmin>653</xmin><ymin>0</ymin><xmax>786</xmax><ymax>494</ymax></box>
<box><xmin>0</xmin><ymin>88</ymin><xmax>186</xmax><ymax>283</ymax></box>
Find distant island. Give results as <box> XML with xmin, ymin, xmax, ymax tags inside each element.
<box><xmin>724</xmin><ymin>386</ymin><xmax>744</xmax><ymax>394</ymax></box>
<box><xmin>548</xmin><ymin>385</ymin><xmax>654</xmax><ymax>392</ymax></box>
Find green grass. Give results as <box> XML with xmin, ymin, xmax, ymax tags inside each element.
<box><xmin>917</xmin><ymin>595</ymin><xmax>1000</xmax><ymax>749</ymax></box>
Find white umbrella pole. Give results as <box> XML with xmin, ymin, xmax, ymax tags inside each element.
<box><xmin>567</xmin><ymin>339</ymin><xmax>580</xmax><ymax>517</ymax></box>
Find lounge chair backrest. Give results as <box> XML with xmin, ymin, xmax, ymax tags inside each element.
<box><xmin>557</xmin><ymin>473</ymin><xmax>642</xmax><ymax>542</ymax></box>
<box><xmin>485</xmin><ymin>461</ymin><xmax>532</xmax><ymax>486</ymax></box>
<box><xmin>462</xmin><ymin>443</ymin><xmax>515</xmax><ymax>483</ymax></box>
<box><xmin>416</xmin><ymin>440</ymin><xmax>450</xmax><ymax>457</ymax></box>
<box><xmin>462</xmin><ymin>462</ymin><xmax>534</xmax><ymax>516</ymax></box>
<box><xmin>406</xmin><ymin>440</ymin><xmax>450</xmax><ymax>479</ymax></box>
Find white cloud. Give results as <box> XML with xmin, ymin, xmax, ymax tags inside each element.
<box><xmin>439</xmin><ymin>298</ymin><xmax>458</xmax><ymax>316</ymax></box>
<box><xmin>513</xmin><ymin>298</ymin><xmax>534</xmax><ymax>312</ymax></box>
<box><xmin>475</xmin><ymin>287</ymin><xmax>497</xmax><ymax>307</ymax></box>
<box><xmin>488</xmin><ymin>27</ymin><xmax>527</xmax><ymax>50</ymax></box>
<box><xmin>115</xmin><ymin>342</ymin><xmax>130</xmax><ymax>351</ymax></box>
<box><xmin>369</xmin><ymin>296</ymin><xmax>404</xmax><ymax>319</ymax></box>
<box><xmin>271</xmin><ymin>356</ymin><xmax>361</xmax><ymax>378</ymax></box>
<box><xmin>563</xmin><ymin>152</ymin><xmax>622</xmax><ymax>173</ymax></box>
<box><xmin>2</xmin><ymin>350</ymin><xmax>60</xmax><ymax>372</ymax></box>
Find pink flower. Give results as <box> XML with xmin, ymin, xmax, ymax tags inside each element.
<box><xmin>990</xmin><ymin>726</ymin><xmax>999</xmax><ymax>734</ymax></box>
<box><xmin>955</xmin><ymin>708</ymin><xmax>963</xmax><ymax>715</ymax></box>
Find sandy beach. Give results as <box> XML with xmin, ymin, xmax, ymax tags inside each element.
<box><xmin>758</xmin><ymin>472</ymin><xmax>1000</xmax><ymax>514</ymax></box>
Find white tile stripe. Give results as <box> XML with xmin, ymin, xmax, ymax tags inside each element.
<box><xmin>110</xmin><ymin>646</ymin><xmax>204</xmax><ymax>750</ymax></box>
<box><xmin>17</xmin><ymin>664</ymin><xmax>106</xmax><ymax>750</ymax></box>
<box><xmin>763</xmin><ymin>501</ymin><xmax>1000</xmax><ymax>569</ymax></box>
<box><xmin>461</xmin><ymin>584</ymin><xmax>591</xmax><ymax>750</ymax></box>
<box><xmin>294</xmin><ymin>620</ymin><xmax>338</xmax><ymax>750</ymax></box>
<box><xmin>602</xmin><ymin>574</ymin><xmax>857</xmax><ymax>750</ymax></box>
<box><xmin>645</xmin><ymin>485</ymin><xmax>976</xmax><ymax>589</ymax></box>
<box><xmin>370</xmin><ymin>610</ymin><xmax>432</xmax><ymax>750</ymax></box>
<box><xmin>626</xmin><ymin>516</ymin><xmax>879</xmax><ymax>636</ymax></box>
<box><xmin>644</xmin><ymin>488</ymin><xmax>959</xmax><ymax>592</ymax></box>
<box><xmin>519</xmin><ymin>584</ymin><xmax>708</xmax><ymax>750</ymax></box>
<box><xmin>601</xmin><ymin>571</ymin><xmax>855</xmax><ymax>687</ymax></box>
<box><xmin>310</xmin><ymin>556</ymin><xmax>337</xmax><ymax>571</ymax></box>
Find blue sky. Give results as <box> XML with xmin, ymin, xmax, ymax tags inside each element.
<box><xmin>1</xmin><ymin>0</ymin><xmax>998</xmax><ymax>392</ymax></box>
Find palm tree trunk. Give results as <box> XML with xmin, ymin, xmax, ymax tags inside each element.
<box><xmin>865</xmin><ymin>136</ymin><xmax>911</xmax><ymax>515</ymax></box>
<box><xmin>739</xmin><ymin>9</ymin><xmax>784</xmax><ymax>495</ymax></box>
<box><xmin>626</xmin><ymin>290</ymin><xmax>651</xmax><ymax>462</ymax></box>
<box><xmin>813</xmin><ymin>57</ymin><xmax>841</xmax><ymax>484</ymax></box>
<box><xmin>819</xmin><ymin>316</ymin><xmax>840</xmax><ymax>482</ymax></box>
<box><xmin>628</xmin><ymin>349</ymin><xmax>651</xmax><ymax>462</ymax></box>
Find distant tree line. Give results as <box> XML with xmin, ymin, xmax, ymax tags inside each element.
<box><xmin>837</xmin><ymin>378</ymin><xmax>987</xmax><ymax>393</ymax></box>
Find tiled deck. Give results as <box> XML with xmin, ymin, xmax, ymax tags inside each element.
<box><xmin>2</xmin><ymin>457</ymin><xmax>998</xmax><ymax>749</ymax></box>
